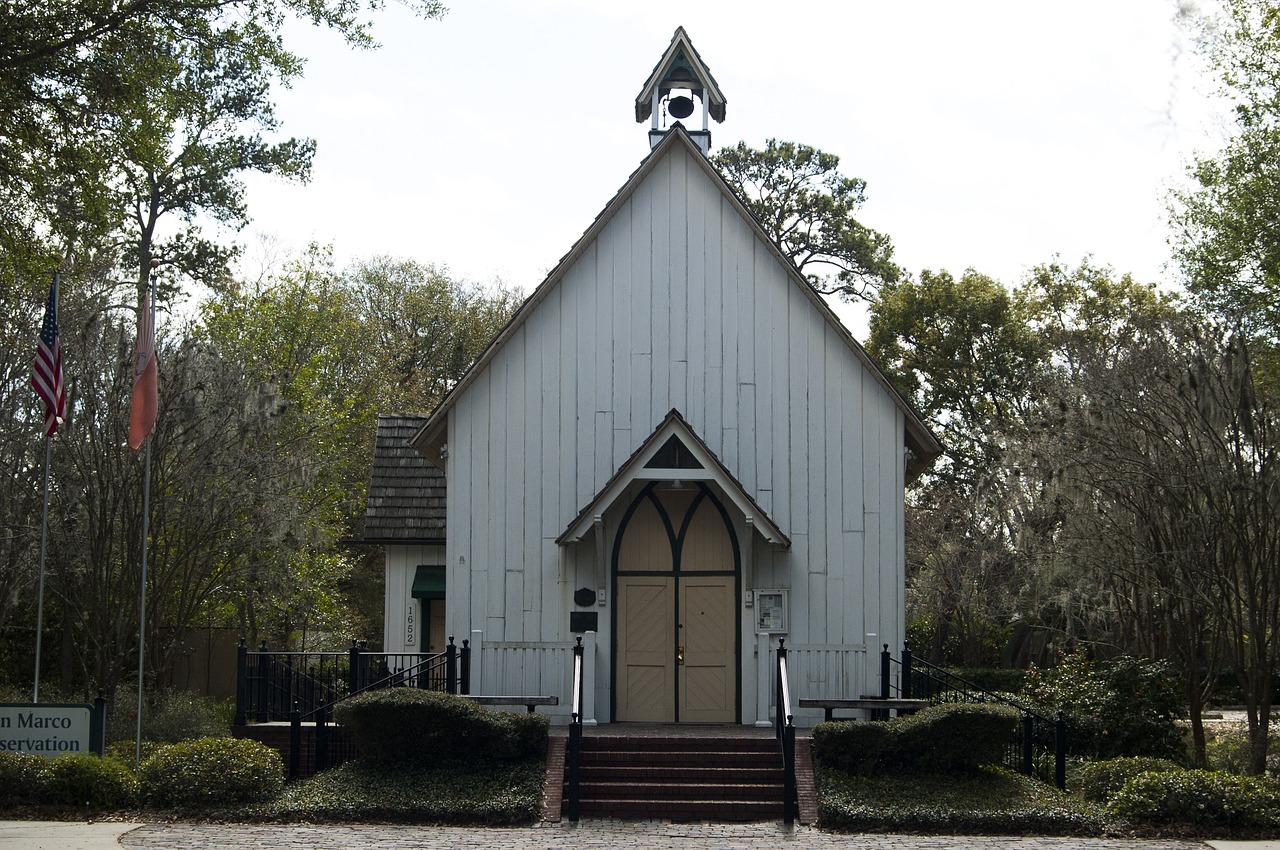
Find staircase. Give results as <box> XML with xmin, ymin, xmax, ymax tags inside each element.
<box><xmin>564</xmin><ymin>732</ymin><xmax>788</xmax><ymax>821</ymax></box>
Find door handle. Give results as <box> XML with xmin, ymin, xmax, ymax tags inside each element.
<box><xmin>677</xmin><ymin>645</ymin><xmax>685</xmax><ymax>665</ymax></box>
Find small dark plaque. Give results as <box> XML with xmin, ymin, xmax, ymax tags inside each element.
<box><xmin>570</xmin><ymin>612</ymin><xmax>598</xmax><ymax>633</ymax></box>
<box><xmin>573</xmin><ymin>587</ymin><xmax>597</xmax><ymax>607</ymax></box>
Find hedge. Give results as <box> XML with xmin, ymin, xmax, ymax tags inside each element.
<box><xmin>334</xmin><ymin>689</ymin><xmax>548</xmax><ymax>765</ymax></box>
<box><xmin>813</xmin><ymin>702</ymin><xmax>1020</xmax><ymax>776</ymax></box>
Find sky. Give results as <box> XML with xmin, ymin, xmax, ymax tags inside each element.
<box><xmin>238</xmin><ymin>0</ymin><xmax>1230</xmax><ymax>331</ymax></box>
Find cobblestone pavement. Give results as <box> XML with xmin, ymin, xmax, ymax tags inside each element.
<box><xmin>120</xmin><ymin>821</ymin><xmax>1210</xmax><ymax>850</ymax></box>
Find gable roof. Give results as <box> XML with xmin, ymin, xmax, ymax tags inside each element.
<box><xmin>361</xmin><ymin>414</ymin><xmax>446</xmax><ymax>544</ymax></box>
<box><xmin>634</xmin><ymin>26</ymin><xmax>727</xmax><ymax>124</ymax></box>
<box><xmin>558</xmin><ymin>408</ymin><xmax>790</xmax><ymax>547</ymax></box>
<box><xmin>410</xmin><ymin>126</ymin><xmax>942</xmax><ymax>481</ymax></box>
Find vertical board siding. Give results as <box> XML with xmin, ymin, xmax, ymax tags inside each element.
<box><xmin>445</xmin><ymin>141</ymin><xmax>904</xmax><ymax>690</ymax></box>
<box><xmin>788</xmin><ymin>644</ymin><xmax>868</xmax><ymax>701</ymax></box>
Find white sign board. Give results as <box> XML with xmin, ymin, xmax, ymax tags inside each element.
<box><xmin>0</xmin><ymin>703</ymin><xmax>92</xmax><ymax>756</ymax></box>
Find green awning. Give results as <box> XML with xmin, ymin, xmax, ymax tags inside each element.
<box><xmin>411</xmin><ymin>565</ymin><xmax>446</xmax><ymax>600</ymax></box>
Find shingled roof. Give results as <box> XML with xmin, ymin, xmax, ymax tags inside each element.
<box><xmin>361</xmin><ymin>414</ymin><xmax>446</xmax><ymax>543</ymax></box>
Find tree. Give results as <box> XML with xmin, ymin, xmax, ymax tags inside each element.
<box><xmin>198</xmin><ymin>249</ymin><xmax>520</xmax><ymax>647</ymax></box>
<box><xmin>106</xmin><ymin>20</ymin><xmax>317</xmax><ymax>299</ymax></box>
<box><xmin>1173</xmin><ymin>0</ymin><xmax>1280</xmax><ymax>362</ymax></box>
<box><xmin>865</xmin><ymin>267</ymin><xmax>1047</xmax><ymax>664</ymax></box>
<box><xmin>1047</xmin><ymin>320</ymin><xmax>1280</xmax><ymax>772</ymax></box>
<box><xmin>0</xmin><ymin>0</ymin><xmax>445</xmax><ymax>275</ymax></box>
<box><xmin>712</xmin><ymin>139</ymin><xmax>901</xmax><ymax>301</ymax></box>
<box><xmin>867</xmin><ymin>268</ymin><xmax>1048</xmax><ymax>487</ymax></box>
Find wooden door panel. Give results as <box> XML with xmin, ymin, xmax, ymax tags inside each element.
<box><xmin>617</xmin><ymin>576</ymin><xmax>675</xmax><ymax>722</ymax></box>
<box><xmin>679</xmin><ymin>576</ymin><xmax>735</xmax><ymax>722</ymax></box>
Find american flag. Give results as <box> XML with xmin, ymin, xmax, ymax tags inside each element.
<box><xmin>31</xmin><ymin>275</ymin><xmax>66</xmax><ymax>437</ymax></box>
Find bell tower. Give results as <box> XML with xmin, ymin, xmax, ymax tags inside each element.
<box><xmin>634</xmin><ymin>27</ymin><xmax>727</xmax><ymax>154</ymax></box>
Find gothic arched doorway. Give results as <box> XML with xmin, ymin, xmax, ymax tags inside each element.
<box><xmin>613</xmin><ymin>481</ymin><xmax>740</xmax><ymax>722</ymax></box>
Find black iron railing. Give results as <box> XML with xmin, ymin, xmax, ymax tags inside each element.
<box><xmin>883</xmin><ymin>644</ymin><xmax>1066</xmax><ymax>788</ymax></box>
<box><xmin>775</xmin><ymin>639</ymin><xmax>798</xmax><ymax>826</ymax></box>
<box><xmin>235</xmin><ymin>636</ymin><xmax>471</xmax><ymax>779</ymax></box>
<box><xmin>235</xmin><ymin>637</ymin><xmax>470</xmax><ymax>726</ymax></box>
<box><xmin>566</xmin><ymin>636</ymin><xmax>585</xmax><ymax>823</ymax></box>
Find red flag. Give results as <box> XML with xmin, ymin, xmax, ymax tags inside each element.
<box><xmin>32</xmin><ymin>275</ymin><xmax>66</xmax><ymax>437</ymax></box>
<box><xmin>128</xmin><ymin>285</ymin><xmax>157</xmax><ymax>450</ymax></box>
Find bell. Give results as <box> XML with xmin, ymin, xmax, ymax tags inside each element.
<box><xmin>667</xmin><ymin>95</ymin><xmax>695</xmax><ymax>120</ymax></box>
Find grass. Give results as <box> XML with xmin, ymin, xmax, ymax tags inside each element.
<box><xmin>817</xmin><ymin>765</ymin><xmax>1109</xmax><ymax>835</ymax></box>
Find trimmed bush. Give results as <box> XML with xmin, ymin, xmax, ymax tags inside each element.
<box><xmin>1108</xmin><ymin>767</ymin><xmax>1280</xmax><ymax>830</ymax></box>
<box><xmin>334</xmin><ymin>689</ymin><xmax>548</xmax><ymax>765</ymax></box>
<box><xmin>138</xmin><ymin>736</ymin><xmax>283</xmax><ymax>809</ymax></box>
<box><xmin>0</xmin><ymin>751</ymin><xmax>51</xmax><ymax>806</ymax></box>
<box><xmin>896</xmin><ymin>702</ymin><xmax>1021</xmax><ymax>774</ymax></box>
<box><xmin>1075</xmin><ymin>756</ymin><xmax>1181</xmax><ymax>802</ymax></box>
<box><xmin>813</xmin><ymin>702</ymin><xmax>1019</xmax><ymax>776</ymax></box>
<box><xmin>812</xmin><ymin>719</ymin><xmax>894</xmax><ymax>775</ymax></box>
<box><xmin>43</xmin><ymin>754</ymin><xmax>137</xmax><ymax>809</ymax></box>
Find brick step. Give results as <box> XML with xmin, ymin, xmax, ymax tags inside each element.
<box><xmin>572</xmin><ymin>781</ymin><xmax>783</xmax><ymax>801</ymax></box>
<box><xmin>580</xmin><ymin>749</ymin><xmax>776</xmax><ymax>768</ymax></box>
<box><xmin>581</xmin><ymin>736</ymin><xmax>777</xmax><ymax>753</ymax></box>
<box><xmin>578</xmin><ymin>765</ymin><xmax>783</xmax><ymax>783</ymax></box>
<box><xmin>576</xmin><ymin>797</ymin><xmax>783</xmax><ymax>821</ymax></box>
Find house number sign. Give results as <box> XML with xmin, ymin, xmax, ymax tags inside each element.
<box><xmin>405</xmin><ymin>604</ymin><xmax>416</xmax><ymax>646</ymax></box>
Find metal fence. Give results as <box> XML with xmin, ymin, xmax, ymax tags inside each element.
<box><xmin>234</xmin><ymin>637</ymin><xmax>470</xmax><ymax>726</ymax></box>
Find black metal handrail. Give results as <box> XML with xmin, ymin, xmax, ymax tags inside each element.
<box><xmin>775</xmin><ymin>639</ymin><xmax>798</xmax><ymax>826</ymax></box>
<box><xmin>883</xmin><ymin>644</ymin><xmax>1066</xmax><ymax>788</ymax></box>
<box><xmin>566</xmin><ymin>636</ymin><xmax>585</xmax><ymax>823</ymax></box>
<box><xmin>234</xmin><ymin>637</ymin><xmax>471</xmax><ymax>780</ymax></box>
<box><xmin>235</xmin><ymin>637</ymin><xmax>470</xmax><ymax>725</ymax></box>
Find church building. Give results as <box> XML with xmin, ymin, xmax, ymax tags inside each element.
<box><xmin>364</xmin><ymin>28</ymin><xmax>940</xmax><ymax>725</ymax></box>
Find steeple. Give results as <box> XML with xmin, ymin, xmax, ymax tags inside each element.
<box><xmin>634</xmin><ymin>27</ymin><xmax>727</xmax><ymax>154</ymax></box>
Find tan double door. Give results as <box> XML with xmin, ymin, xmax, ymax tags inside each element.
<box><xmin>617</xmin><ymin>574</ymin><xmax>735</xmax><ymax>722</ymax></box>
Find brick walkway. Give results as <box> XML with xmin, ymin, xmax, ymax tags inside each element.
<box><xmin>120</xmin><ymin>822</ymin><xmax>1210</xmax><ymax>850</ymax></box>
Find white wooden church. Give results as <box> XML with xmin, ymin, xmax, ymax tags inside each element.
<box><xmin>363</xmin><ymin>28</ymin><xmax>940</xmax><ymax>726</ymax></box>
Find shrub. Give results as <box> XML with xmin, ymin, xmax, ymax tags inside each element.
<box><xmin>270</xmin><ymin>758</ymin><xmax>546</xmax><ymax>825</ymax></box>
<box><xmin>1075</xmin><ymin>756</ymin><xmax>1181</xmax><ymax>802</ymax></box>
<box><xmin>818</xmin><ymin>765</ymin><xmax>1106</xmax><ymax>835</ymax></box>
<box><xmin>1204</xmin><ymin>721</ymin><xmax>1280</xmax><ymax>776</ymax></box>
<box><xmin>0</xmin><ymin>751</ymin><xmax>50</xmax><ymax>806</ymax></box>
<box><xmin>895</xmin><ymin>703</ymin><xmax>1021</xmax><ymax>774</ymax></box>
<box><xmin>107</xmin><ymin>687</ymin><xmax>231</xmax><ymax>745</ymax></box>
<box><xmin>43</xmin><ymin>754</ymin><xmax>136</xmax><ymax>809</ymax></box>
<box><xmin>138</xmin><ymin>737</ymin><xmax>283</xmax><ymax>809</ymax></box>
<box><xmin>953</xmin><ymin>668</ymin><xmax>1027</xmax><ymax>695</ymax></box>
<box><xmin>1022</xmin><ymin>651</ymin><xmax>1184</xmax><ymax>761</ymax></box>
<box><xmin>813</xmin><ymin>703</ymin><xmax>1019</xmax><ymax>776</ymax></box>
<box><xmin>1108</xmin><ymin>767</ymin><xmax>1280</xmax><ymax>829</ymax></box>
<box><xmin>811</xmin><ymin>719</ymin><xmax>893</xmax><ymax>774</ymax></box>
<box><xmin>105</xmin><ymin>739</ymin><xmax>163</xmax><ymax>763</ymax></box>
<box><xmin>335</xmin><ymin>689</ymin><xmax>548</xmax><ymax>765</ymax></box>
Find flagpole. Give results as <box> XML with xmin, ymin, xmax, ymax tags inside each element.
<box><xmin>135</xmin><ymin>435</ymin><xmax>151</xmax><ymax>763</ymax></box>
<box><xmin>135</xmin><ymin>273</ymin><xmax>156</xmax><ymax>764</ymax></box>
<box><xmin>34</xmin><ymin>437</ymin><xmax>50</xmax><ymax>703</ymax></box>
<box><xmin>32</xmin><ymin>269</ymin><xmax>64</xmax><ymax>704</ymax></box>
